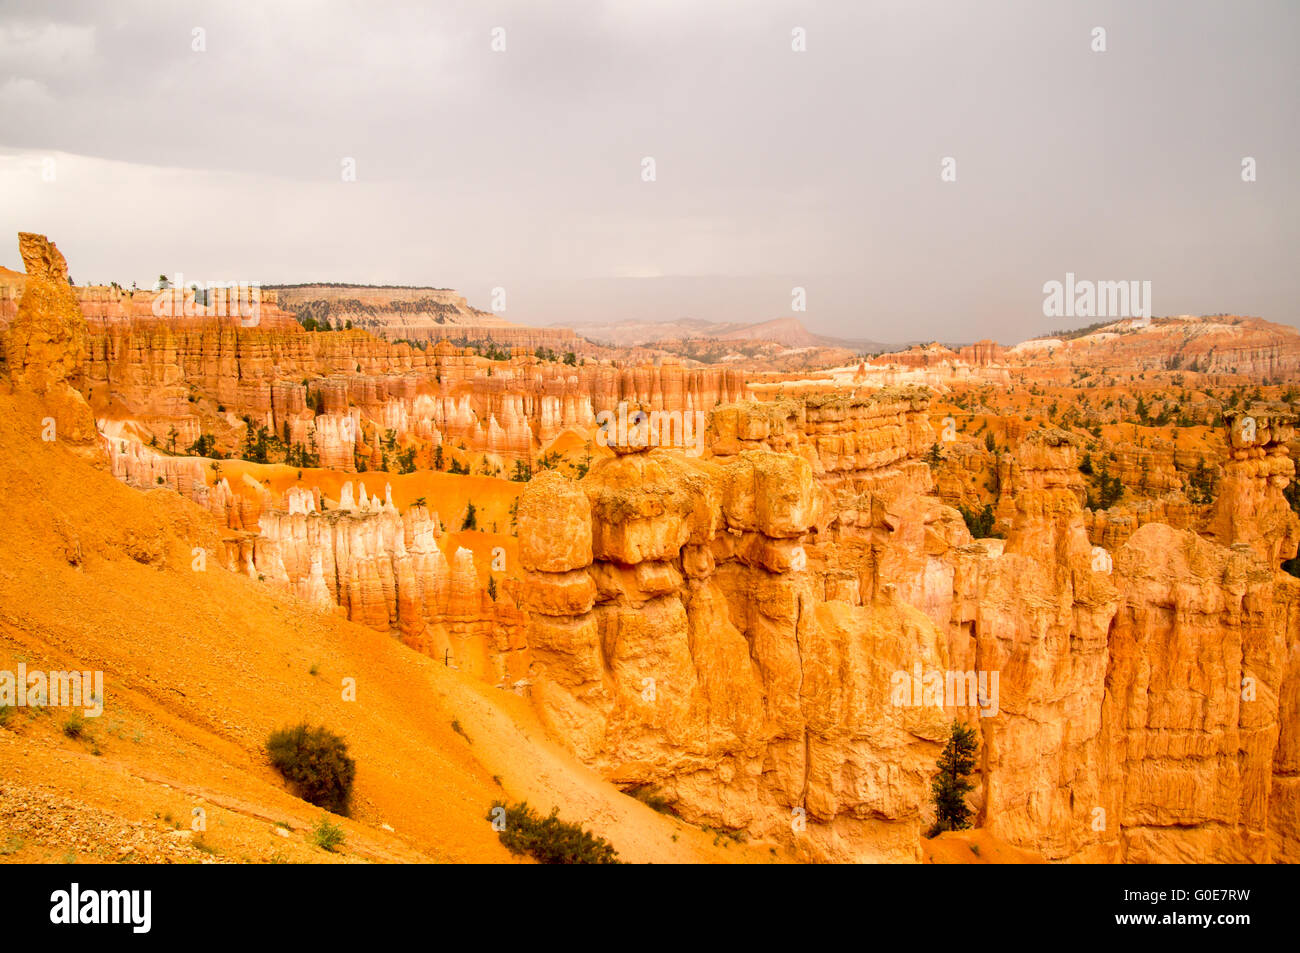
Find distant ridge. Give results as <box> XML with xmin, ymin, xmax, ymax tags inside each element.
<box><xmin>265</xmin><ymin>282</ymin><xmax>455</xmax><ymax>291</ymax></box>
<box><xmin>565</xmin><ymin>315</ymin><xmax>890</xmax><ymax>351</ymax></box>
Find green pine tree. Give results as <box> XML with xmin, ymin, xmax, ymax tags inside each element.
<box><xmin>928</xmin><ymin>721</ymin><xmax>979</xmax><ymax>837</ymax></box>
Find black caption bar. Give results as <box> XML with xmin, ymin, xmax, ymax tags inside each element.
<box><xmin>0</xmin><ymin>862</ymin><xmax>1278</xmax><ymax>942</ymax></box>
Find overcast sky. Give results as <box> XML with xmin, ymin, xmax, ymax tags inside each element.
<box><xmin>1</xmin><ymin>0</ymin><xmax>1296</xmax><ymax>344</ymax></box>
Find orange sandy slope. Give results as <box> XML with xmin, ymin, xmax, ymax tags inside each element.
<box><xmin>923</xmin><ymin>829</ymin><xmax>1046</xmax><ymax>864</ymax></box>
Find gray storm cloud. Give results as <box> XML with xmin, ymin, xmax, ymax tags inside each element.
<box><xmin>0</xmin><ymin>0</ymin><xmax>1296</xmax><ymax>343</ymax></box>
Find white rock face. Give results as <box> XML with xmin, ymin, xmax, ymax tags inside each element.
<box><xmin>286</xmin><ymin>485</ymin><xmax>317</xmax><ymax>515</ymax></box>
<box><xmin>252</xmin><ymin>501</ymin><xmax>494</xmax><ymax>640</ymax></box>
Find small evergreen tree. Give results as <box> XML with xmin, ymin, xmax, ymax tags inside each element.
<box><xmin>462</xmin><ymin>501</ymin><xmax>478</xmax><ymax>531</ymax></box>
<box><xmin>1186</xmin><ymin>457</ymin><xmax>1218</xmax><ymax>504</ymax></box>
<box><xmin>1283</xmin><ymin>481</ymin><xmax>1300</xmax><ymax>578</ymax></box>
<box><xmin>928</xmin><ymin>721</ymin><xmax>979</xmax><ymax>837</ymax></box>
<box><xmin>1086</xmin><ymin>463</ymin><xmax>1123</xmax><ymax>510</ymax></box>
<box><xmin>957</xmin><ymin>503</ymin><xmax>1000</xmax><ymax>539</ymax></box>
<box><xmin>187</xmin><ymin>432</ymin><xmax>220</xmax><ymax>458</ymax></box>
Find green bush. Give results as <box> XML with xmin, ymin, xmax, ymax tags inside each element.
<box><xmin>267</xmin><ymin>723</ymin><xmax>356</xmax><ymax>816</ymax></box>
<box><xmin>487</xmin><ymin>801</ymin><xmax>620</xmax><ymax>864</ymax></box>
<box><xmin>311</xmin><ymin>816</ymin><xmax>346</xmax><ymax>852</ymax></box>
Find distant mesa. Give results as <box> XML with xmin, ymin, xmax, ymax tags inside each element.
<box><xmin>269</xmin><ymin>283</ymin><xmax>580</xmax><ymax>351</ymax></box>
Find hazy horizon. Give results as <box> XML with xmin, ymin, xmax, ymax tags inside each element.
<box><xmin>2</xmin><ymin>0</ymin><xmax>1296</xmax><ymax>342</ymax></box>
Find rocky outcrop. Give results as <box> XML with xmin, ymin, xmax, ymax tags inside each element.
<box><xmin>517</xmin><ymin>395</ymin><xmax>957</xmax><ymax>860</ymax></box>
<box><xmin>1098</xmin><ymin>525</ymin><xmax>1298</xmax><ymax>862</ymax></box>
<box><xmin>957</xmin><ymin>448</ymin><xmax>1117</xmax><ymax>861</ymax></box>
<box><xmin>709</xmin><ymin>388</ymin><xmax>935</xmax><ymax>485</ymax></box>
<box><xmin>958</xmin><ymin>340</ymin><xmax>1004</xmax><ymax>366</ymax></box>
<box><xmin>1205</xmin><ymin>406</ymin><xmax>1300</xmax><ymax>568</ymax></box>
<box><xmin>1083</xmin><ymin>497</ymin><xmax>1202</xmax><ymax>551</ymax></box>
<box><xmin>518</xmin><ymin>445</ymin><xmax>951</xmax><ymax>862</ymax></box>
<box><xmin>4</xmin><ymin>234</ymin><xmax>85</xmax><ymax>389</ymax></box>
<box><xmin>2</xmin><ymin>234</ymin><xmax>101</xmax><ymax>460</ymax></box>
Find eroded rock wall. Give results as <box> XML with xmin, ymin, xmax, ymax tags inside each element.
<box><xmin>514</xmin><ymin>395</ymin><xmax>1300</xmax><ymax>863</ymax></box>
<box><xmin>83</xmin><ymin>318</ymin><xmax>746</xmax><ymax>468</ymax></box>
